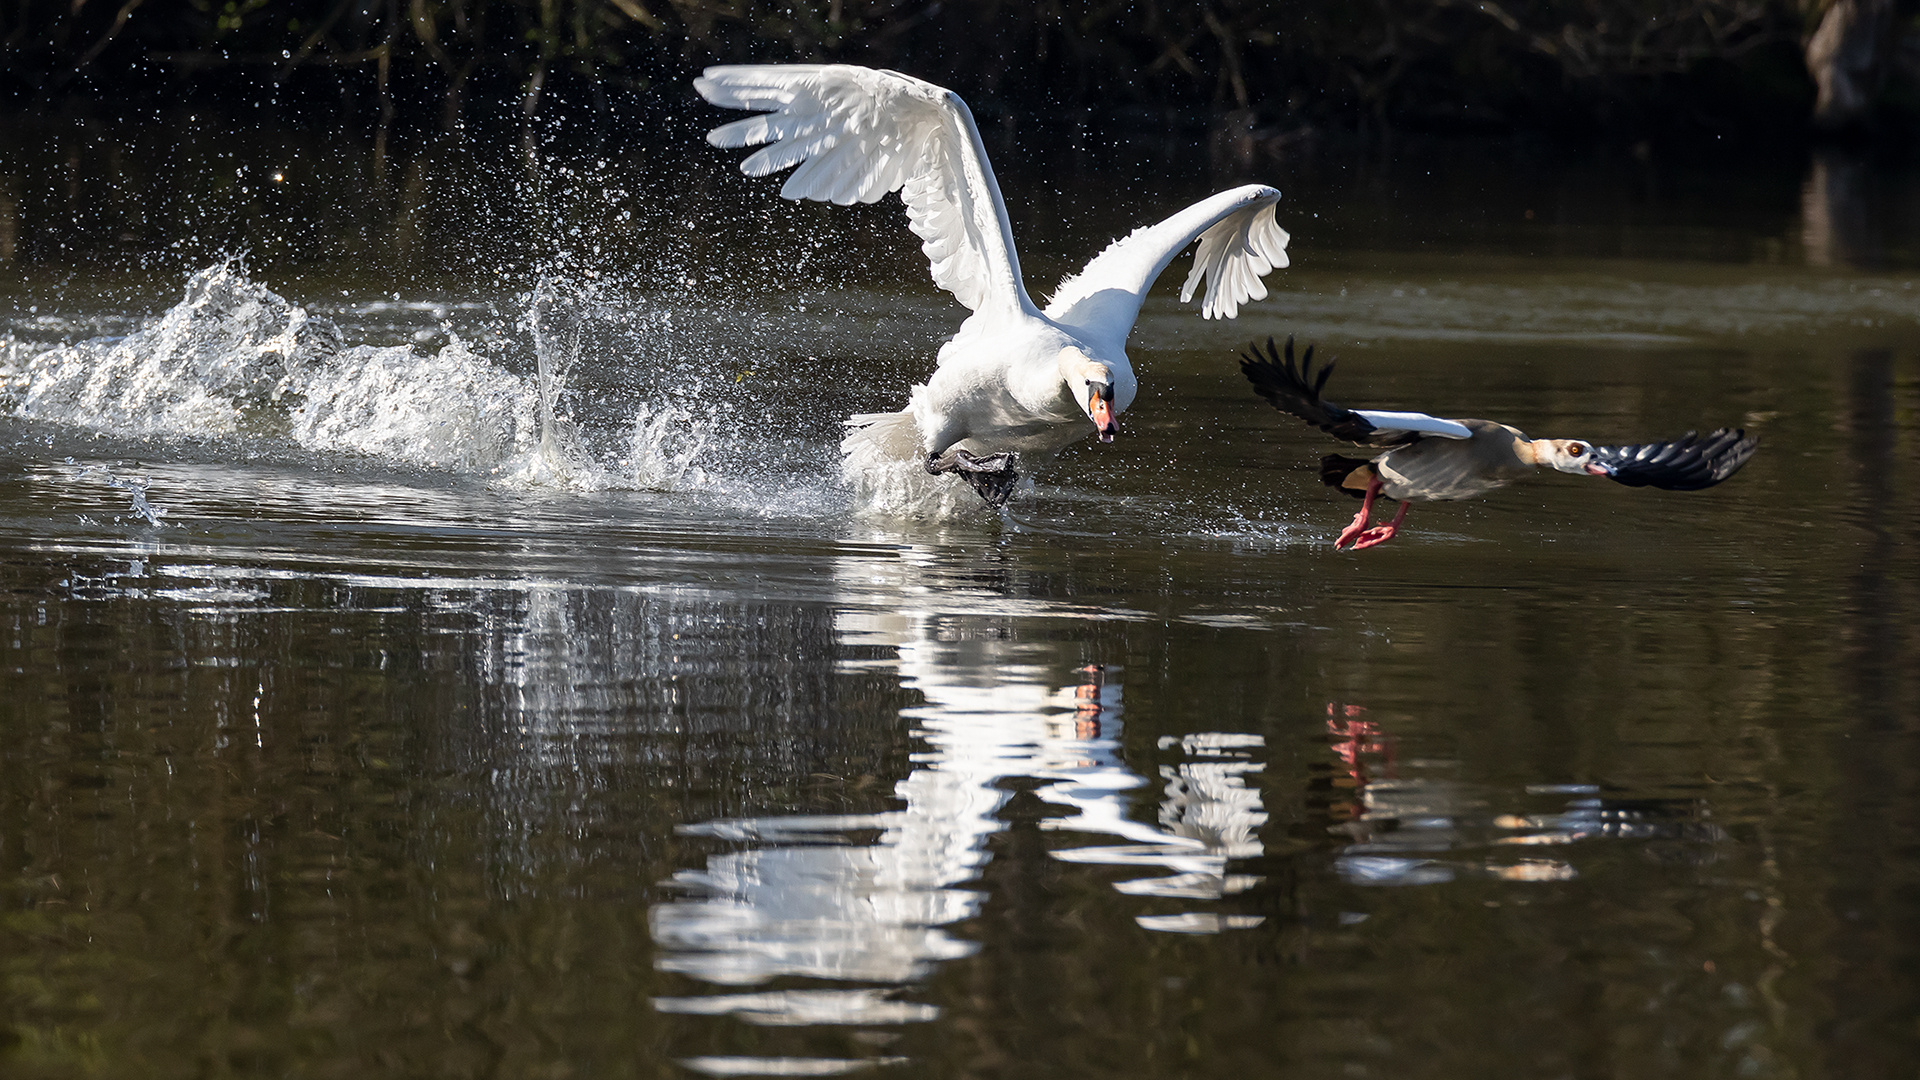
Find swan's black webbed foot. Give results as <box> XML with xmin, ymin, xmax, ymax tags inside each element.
<box><xmin>926</xmin><ymin>449</ymin><xmax>1021</xmax><ymax>507</ymax></box>
<box><xmin>962</xmin><ymin>466</ymin><xmax>1021</xmax><ymax>507</ymax></box>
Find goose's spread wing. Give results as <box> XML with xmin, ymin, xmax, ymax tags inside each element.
<box><xmin>697</xmin><ymin>64</ymin><xmax>1032</xmax><ymax>318</ymax></box>
<box><xmin>1589</xmin><ymin>428</ymin><xmax>1757</xmax><ymax>490</ymax></box>
<box><xmin>1045</xmin><ymin>185</ymin><xmax>1288</xmax><ymax>349</ymax></box>
<box><xmin>1237</xmin><ymin>337</ymin><xmax>1469</xmax><ymax>447</ymax></box>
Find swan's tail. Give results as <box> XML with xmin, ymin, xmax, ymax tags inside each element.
<box><xmin>841</xmin><ymin>410</ymin><xmax>923</xmax><ymax>463</ymax></box>
<box><xmin>840</xmin><ymin>410</ymin><xmax>973</xmax><ymax>517</ymax></box>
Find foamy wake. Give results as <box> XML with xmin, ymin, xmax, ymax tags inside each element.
<box><xmin>1</xmin><ymin>261</ymin><xmax>1045</xmax><ymax>519</ymax></box>
<box><xmin>8</xmin><ymin>260</ymin><xmax>342</xmax><ymax>438</ymax></box>
<box><xmin>0</xmin><ymin>260</ymin><xmax>717</xmax><ymax>494</ymax></box>
<box><xmin>292</xmin><ymin>334</ymin><xmax>530</xmax><ymax>470</ymax></box>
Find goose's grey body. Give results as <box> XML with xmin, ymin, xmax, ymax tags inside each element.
<box><xmin>1240</xmin><ymin>337</ymin><xmax>1758</xmax><ymax>549</ymax></box>
<box><xmin>1360</xmin><ymin>419</ymin><xmax>1538</xmax><ymax>502</ymax></box>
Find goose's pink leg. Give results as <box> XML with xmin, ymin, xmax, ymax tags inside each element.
<box><xmin>1349</xmin><ymin>501</ymin><xmax>1411</xmax><ymax>551</ymax></box>
<box><xmin>1335</xmin><ymin>477</ymin><xmax>1383</xmax><ymax>549</ymax></box>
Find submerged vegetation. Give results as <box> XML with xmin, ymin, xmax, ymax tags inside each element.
<box><xmin>5</xmin><ymin>0</ymin><xmax>1920</xmax><ymax>142</ymax></box>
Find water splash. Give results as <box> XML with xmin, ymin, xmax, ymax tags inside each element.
<box><xmin>527</xmin><ymin>276</ymin><xmax>588</xmax><ymax>475</ymax></box>
<box><xmin>0</xmin><ymin>257</ymin><xmax>547</xmax><ymax>477</ymax></box>
<box><xmin>1</xmin><ymin>262</ymin><xmax>736</xmax><ymax>492</ymax></box>
<box><xmin>629</xmin><ymin>404</ymin><xmax>711</xmax><ymax>490</ymax></box>
<box><xmin>839</xmin><ymin>412</ymin><xmax>999</xmax><ymax>519</ymax></box>
<box><xmin>9</xmin><ymin>257</ymin><xmax>339</xmax><ymax>435</ymax></box>
<box><xmin>0</xmin><ymin>262</ymin><xmax>962</xmax><ymax>515</ymax></box>
<box><xmin>69</xmin><ymin>459</ymin><xmax>168</xmax><ymax>526</ymax></box>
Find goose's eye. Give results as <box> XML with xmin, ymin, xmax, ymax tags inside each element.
<box><xmin>1569</xmin><ymin>444</ymin><xmax>1587</xmax><ymax>457</ymax></box>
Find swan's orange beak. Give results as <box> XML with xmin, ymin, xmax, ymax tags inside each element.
<box><xmin>1089</xmin><ymin>393</ymin><xmax>1118</xmax><ymax>443</ymax></box>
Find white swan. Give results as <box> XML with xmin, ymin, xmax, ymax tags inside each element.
<box><xmin>695</xmin><ymin>64</ymin><xmax>1291</xmax><ymax>507</ymax></box>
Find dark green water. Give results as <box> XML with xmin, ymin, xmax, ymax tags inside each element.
<box><xmin>2</xmin><ymin>113</ymin><xmax>1919</xmax><ymax>1078</ymax></box>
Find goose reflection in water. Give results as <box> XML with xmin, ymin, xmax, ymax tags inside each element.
<box><xmin>1321</xmin><ymin>705</ymin><xmax>1723</xmax><ymax>887</ymax></box>
<box><xmin>650</xmin><ymin>577</ymin><xmax>1271</xmax><ymax>1045</ymax></box>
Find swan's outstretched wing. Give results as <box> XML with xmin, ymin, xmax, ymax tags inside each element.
<box><xmin>1045</xmin><ymin>185</ymin><xmax>1288</xmax><ymax>350</ymax></box>
<box><xmin>696</xmin><ymin>64</ymin><xmax>1033</xmax><ymax>319</ymax></box>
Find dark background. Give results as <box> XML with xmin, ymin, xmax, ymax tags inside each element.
<box><xmin>7</xmin><ymin>0</ymin><xmax>1920</xmax><ymax>149</ymax></box>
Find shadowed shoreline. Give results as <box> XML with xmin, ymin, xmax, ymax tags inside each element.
<box><xmin>7</xmin><ymin>0</ymin><xmax>1920</xmax><ymax>149</ymax></box>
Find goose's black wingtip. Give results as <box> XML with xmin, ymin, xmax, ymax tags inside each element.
<box><xmin>1591</xmin><ymin>427</ymin><xmax>1758</xmax><ymax>491</ymax></box>
<box><xmin>1237</xmin><ymin>335</ymin><xmax>1299</xmax><ymax>378</ymax></box>
<box><xmin>1238</xmin><ymin>336</ymin><xmax>1335</xmax><ymax>404</ymax></box>
<box><xmin>1234</xmin><ymin>335</ymin><xmax>1395</xmax><ymax>448</ymax></box>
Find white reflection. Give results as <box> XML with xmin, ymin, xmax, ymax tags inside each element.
<box><xmin>651</xmin><ymin>546</ymin><xmax>1271</xmax><ymax>1037</ymax></box>
<box><xmin>1058</xmin><ymin>730</ymin><xmax>1268</xmax><ymax>926</ymax></box>
<box><xmin>1137</xmin><ymin>913</ymin><xmax>1268</xmax><ymax>934</ymax></box>
<box><xmin>654</xmin><ymin>990</ymin><xmax>938</xmax><ymax>1027</ymax></box>
<box><xmin>679</xmin><ymin>1056</ymin><xmax>908</xmax><ymax>1077</ymax></box>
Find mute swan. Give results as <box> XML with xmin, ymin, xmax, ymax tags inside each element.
<box><xmin>695</xmin><ymin>64</ymin><xmax>1290</xmax><ymax>507</ymax></box>
<box><xmin>1239</xmin><ymin>337</ymin><xmax>1757</xmax><ymax>550</ymax></box>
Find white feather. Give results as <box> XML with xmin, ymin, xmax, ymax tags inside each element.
<box><xmin>696</xmin><ymin>64</ymin><xmax>1029</xmax><ymax>318</ymax></box>
<box><xmin>1354</xmin><ymin>410</ymin><xmax>1473</xmax><ymax>440</ymax></box>
<box><xmin>1046</xmin><ymin>186</ymin><xmax>1289</xmax><ymax>349</ymax></box>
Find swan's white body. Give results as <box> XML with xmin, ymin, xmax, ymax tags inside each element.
<box><xmin>695</xmin><ymin>64</ymin><xmax>1291</xmax><ymax>504</ymax></box>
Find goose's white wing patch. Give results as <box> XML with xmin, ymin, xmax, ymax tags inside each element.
<box><xmin>1354</xmin><ymin>410</ymin><xmax>1473</xmax><ymax>440</ymax></box>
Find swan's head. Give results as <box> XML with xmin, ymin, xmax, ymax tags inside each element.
<box><xmin>1060</xmin><ymin>350</ymin><xmax>1120</xmax><ymax>443</ymax></box>
<box><xmin>1534</xmin><ymin>439</ymin><xmax>1608</xmax><ymax>476</ymax></box>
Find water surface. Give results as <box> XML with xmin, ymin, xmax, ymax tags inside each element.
<box><xmin>2</xmin><ymin>117</ymin><xmax>1919</xmax><ymax>1078</ymax></box>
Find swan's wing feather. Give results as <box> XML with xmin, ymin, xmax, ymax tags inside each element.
<box><xmin>1047</xmin><ymin>185</ymin><xmax>1288</xmax><ymax>349</ymax></box>
<box><xmin>1589</xmin><ymin>427</ymin><xmax>1757</xmax><ymax>490</ymax></box>
<box><xmin>697</xmin><ymin>64</ymin><xmax>1032</xmax><ymax>317</ymax></box>
<box><xmin>1180</xmin><ymin>191</ymin><xmax>1290</xmax><ymax>318</ymax></box>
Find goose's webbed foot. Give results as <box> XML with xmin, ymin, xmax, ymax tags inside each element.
<box><xmin>927</xmin><ymin>449</ymin><xmax>1020</xmax><ymax>507</ymax></box>
<box><xmin>1341</xmin><ymin>500</ymin><xmax>1411</xmax><ymax>551</ymax></box>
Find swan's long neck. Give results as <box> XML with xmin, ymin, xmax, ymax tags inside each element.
<box><xmin>1056</xmin><ymin>348</ymin><xmax>1109</xmax><ymax>386</ymax></box>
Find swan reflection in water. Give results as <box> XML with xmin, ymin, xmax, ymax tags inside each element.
<box><xmin>650</xmin><ymin>561</ymin><xmax>1269</xmax><ymax>1067</ymax></box>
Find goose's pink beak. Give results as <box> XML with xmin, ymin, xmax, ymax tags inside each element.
<box><xmin>1089</xmin><ymin>394</ymin><xmax>1118</xmax><ymax>443</ymax></box>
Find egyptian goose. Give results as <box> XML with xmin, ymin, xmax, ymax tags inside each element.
<box><xmin>1239</xmin><ymin>337</ymin><xmax>1758</xmax><ymax>550</ymax></box>
<box><xmin>695</xmin><ymin>65</ymin><xmax>1291</xmax><ymax>507</ymax></box>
